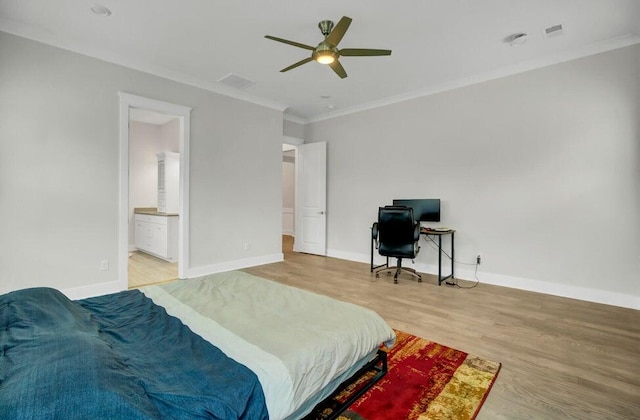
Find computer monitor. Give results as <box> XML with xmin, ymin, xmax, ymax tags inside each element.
<box><xmin>392</xmin><ymin>199</ymin><xmax>441</xmax><ymax>222</ymax></box>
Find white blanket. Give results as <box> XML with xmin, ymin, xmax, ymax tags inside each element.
<box><xmin>141</xmin><ymin>271</ymin><xmax>395</xmax><ymax>420</ymax></box>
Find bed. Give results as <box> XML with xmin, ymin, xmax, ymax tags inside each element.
<box><xmin>0</xmin><ymin>271</ymin><xmax>395</xmax><ymax>419</ymax></box>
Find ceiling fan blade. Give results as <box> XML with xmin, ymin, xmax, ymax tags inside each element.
<box><xmin>339</xmin><ymin>48</ymin><xmax>392</xmax><ymax>56</ymax></box>
<box><xmin>265</xmin><ymin>35</ymin><xmax>315</xmax><ymax>51</ymax></box>
<box><xmin>280</xmin><ymin>57</ymin><xmax>314</xmax><ymax>72</ymax></box>
<box><xmin>329</xmin><ymin>59</ymin><xmax>348</xmax><ymax>79</ymax></box>
<box><xmin>326</xmin><ymin>16</ymin><xmax>352</xmax><ymax>47</ymax></box>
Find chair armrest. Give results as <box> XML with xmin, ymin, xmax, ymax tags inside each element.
<box><xmin>413</xmin><ymin>223</ymin><xmax>421</xmax><ymax>255</ymax></box>
<box><xmin>372</xmin><ymin>222</ymin><xmax>379</xmax><ymax>249</ymax></box>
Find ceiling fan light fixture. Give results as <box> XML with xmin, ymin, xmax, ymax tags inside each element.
<box><xmin>265</xmin><ymin>16</ymin><xmax>391</xmax><ymax>78</ymax></box>
<box><xmin>316</xmin><ymin>53</ymin><xmax>335</xmax><ymax>64</ymax></box>
<box><xmin>313</xmin><ymin>43</ymin><xmax>338</xmax><ymax>64</ymax></box>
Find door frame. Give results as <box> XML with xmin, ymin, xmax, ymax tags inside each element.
<box><xmin>118</xmin><ymin>92</ymin><xmax>191</xmax><ymax>291</ymax></box>
<box><xmin>282</xmin><ymin>141</ymin><xmax>299</xmax><ymax>239</ymax></box>
<box><xmin>283</xmin><ymin>136</ymin><xmax>303</xmax><ymax>248</ymax></box>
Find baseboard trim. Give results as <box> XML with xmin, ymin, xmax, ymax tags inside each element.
<box><xmin>59</xmin><ymin>250</ymin><xmax>640</xmax><ymax>310</ymax></box>
<box><xmin>326</xmin><ymin>248</ymin><xmax>640</xmax><ymax>310</ymax></box>
<box><xmin>62</xmin><ymin>279</ymin><xmax>123</xmax><ymax>300</ymax></box>
<box><xmin>462</xmin><ymin>269</ymin><xmax>640</xmax><ymax>310</ymax></box>
<box><xmin>186</xmin><ymin>253</ymin><xmax>284</xmax><ymax>279</ymax></box>
<box><xmin>58</xmin><ymin>253</ymin><xmax>284</xmax><ymax>300</ymax></box>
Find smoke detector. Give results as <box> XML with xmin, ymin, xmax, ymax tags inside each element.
<box><xmin>508</xmin><ymin>33</ymin><xmax>528</xmax><ymax>47</ymax></box>
<box><xmin>91</xmin><ymin>4</ymin><xmax>112</xmax><ymax>17</ymax></box>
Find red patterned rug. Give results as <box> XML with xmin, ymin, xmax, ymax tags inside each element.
<box><xmin>317</xmin><ymin>330</ymin><xmax>501</xmax><ymax>420</ymax></box>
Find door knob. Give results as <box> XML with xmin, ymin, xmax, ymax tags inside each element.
<box><xmin>318</xmin><ymin>211</ymin><xmax>325</xmax><ymax>215</ymax></box>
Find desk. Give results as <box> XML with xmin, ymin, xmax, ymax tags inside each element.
<box><xmin>420</xmin><ymin>228</ymin><xmax>455</xmax><ymax>285</ymax></box>
<box><xmin>370</xmin><ymin>226</ymin><xmax>455</xmax><ymax>286</ymax></box>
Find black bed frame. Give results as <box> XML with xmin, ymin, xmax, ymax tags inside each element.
<box><xmin>303</xmin><ymin>349</ymin><xmax>388</xmax><ymax>419</ymax></box>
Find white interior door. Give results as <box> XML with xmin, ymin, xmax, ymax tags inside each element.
<box><xmin>294</xmin><ymin>142</ymin><xmax>327</xmax><ymax>255</ymax></box>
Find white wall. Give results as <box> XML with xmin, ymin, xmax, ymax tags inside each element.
<box><xmin>284</xmin><ymin>119</ymin><xmax>305</xmax><ymax>138</ymax></box>
<box><xmin>305</xmin><ymin>44</ymin><xmax>640</xmax><ymax>309</ymax></box>
<box><xmin>128</xmin><ymin>119</ymin><xmax>180</xmax><ymax>248</ymax></box>
<box><xmin>0</xmin><ymin>32</ymin><xmax>284</xmax><ymax>296</ymax></box>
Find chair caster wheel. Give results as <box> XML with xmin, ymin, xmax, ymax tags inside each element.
<box><xmin>375</xmin><ymin>273</ymin><xmax>380</xmax><ymax>278</ymax></box>
<box><xmin>393</xmin><ymin>279</ymin><xmax>398</xmax><ymax>284</ymax></box>
<box><xmin>418</xmin><ymin>279</ymin><xmax>422</xmax><ymax>283</ymax></box>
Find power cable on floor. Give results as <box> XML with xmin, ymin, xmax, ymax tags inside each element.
<box><xmin>422</xmin><ymin>235</ymin><xmax>480</xmax><ymax>288</ymax></box>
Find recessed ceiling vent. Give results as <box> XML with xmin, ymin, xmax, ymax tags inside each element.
<box><xmin>544</xmin><ymin>24</ymin><xmax>564</xmax><ymax>38</ymax></box>
<box><xmin>217</xmin><ymin>73</ymin><xmax>256</xmax><ymax>90</ymax></box>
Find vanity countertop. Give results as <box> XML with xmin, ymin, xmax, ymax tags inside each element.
<box><xmin>134</xmin><ymin>207</ymin><xmax>179</xmax><ymax>217</ymax></box>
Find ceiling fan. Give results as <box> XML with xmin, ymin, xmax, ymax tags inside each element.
<box><xmin>264</xmin><ymin>16</ymin><xmax>392</xmax><ymax>79</ymax></box>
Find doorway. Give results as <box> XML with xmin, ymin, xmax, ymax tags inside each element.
<box><xmin>118</xmin><ymin>93</ymin><xmax>191</xmax><ymax>291</ymax></box>
<box><xmin>128</xmin><ymin>109</ymin><xmax>180</xmax><ymax>287</ymax></box>
<box><xmin>281</xmin><ymin>139</ymin><xmax>327</xmax><ymax>257</ymax></box>
<box><xmin>282</xmin><ymin>143</ymin><xmax>296</xmax><ymax>256</ymax></box>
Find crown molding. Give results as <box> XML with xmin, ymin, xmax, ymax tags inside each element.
<box><xmin>3</xmin><ymin>20</ymin><xmax>638</xmax><ymax>125</ymax></box>
<box><xmin>306</xmin><ymin>33</ymin><xmax>640</xmax><ymax>124</ymax></box>
<box><xmin>0</xmin><ymin>22</ymin><xmax>289</xmax><ymax>113</ymax></box>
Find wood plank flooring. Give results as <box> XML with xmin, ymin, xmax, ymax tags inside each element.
<box><xmin>243</xmin><ymin>236</ymin><xmax>640</xmax><ymax>419</ymax></box>
<box><xmin>128</xmin><ymin>251</ymin><xmax>178</xmax><ymax>288</ymax></box>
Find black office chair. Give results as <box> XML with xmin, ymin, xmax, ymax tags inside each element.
<box><xmin>372</xmin><ymin>206</ymin><xmax>422</xmax><ymax>284</ymax></box>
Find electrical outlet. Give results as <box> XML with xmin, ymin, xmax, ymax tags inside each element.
<box><xmin>99</xmin><ymin>259</ymin><xmax>109</xmax><ymax>271</ymax></box>
<box><xmin>243</xmin><ymin>242</ymin><xmax>251</xmax><ymax>251</ymax></box>
<box><xmin>476</xmin><ymin>254</ymin><xmax>482</xmax><ymax>265</ymax></box>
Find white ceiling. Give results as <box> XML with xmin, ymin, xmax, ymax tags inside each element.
<box><xmin>1</xmin><ymin>0</ymin><xmax>639</xmax><ymax>122</ymax></box>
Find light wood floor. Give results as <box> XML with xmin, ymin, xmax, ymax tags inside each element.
<box><xmin>128</xmin><ymin>251</ymin><xmax>178</xmax><ymax>288</ymax></box>
<box><xmin>244</xmin><ymin>236</ymin><xmax>640</xmax><ymax>419</ymax></box>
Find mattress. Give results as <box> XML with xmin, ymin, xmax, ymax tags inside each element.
<box><xmin>141</xmin><ymin>270</ymin><xmax>396</xmax><ymax>420</ymax></box>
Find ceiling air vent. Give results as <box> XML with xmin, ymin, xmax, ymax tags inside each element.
<box><xmin>544</xmin><ymin>24</ymin><xmax>564</xmax><ymax>38</ymax></box>
<box><xmin>217</xmin><ymin>73</ymin><xmax>256</xmax><ymax>89</ymax></box>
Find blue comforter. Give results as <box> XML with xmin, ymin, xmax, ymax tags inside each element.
<box><xmin>0</xmin><ymin>287</ymin><xmax>268</xmax><ymax>419</ymax></box>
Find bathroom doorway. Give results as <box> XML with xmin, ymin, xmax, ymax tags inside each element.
<box><xmin>118</xmin><ymin>93</ymin><xmax>191</xmax><ymax>291</ymax></box>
